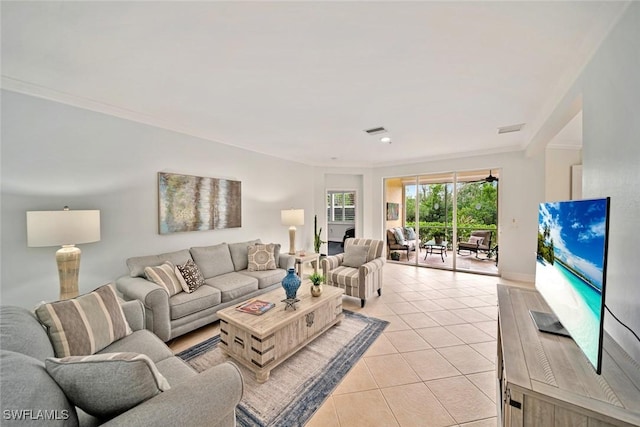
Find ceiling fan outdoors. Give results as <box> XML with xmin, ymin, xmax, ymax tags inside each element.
<box><xmin>466</xmin><ymin>170</ymin><xmax>499</xmax><ymax>184</ymax></box>
<box><xmin>484</xmin><ymin>170</ymin><xmax>499</xmax><ymax>183</ymax></box>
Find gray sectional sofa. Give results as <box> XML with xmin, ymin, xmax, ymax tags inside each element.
<box><xmin>116</xmin><ymin>239</ymin><xmax>294</xmax><ymax>342</ymax></box>
<box><xmin>0</xmin><ymin>302</ymin><xmax>243</xmax><ymax>427</ymax></box>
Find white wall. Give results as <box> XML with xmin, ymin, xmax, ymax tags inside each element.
<box><xmin>1</xmin><ymin>91</ymin><xmax>315</xmax><ymax>307</ymax></box>
<box><xmin>545</xmin><ymin>147</ymin><xmax>582</xmax><ymax>202</ymax></box>
<box><xmin>579</xmin><ymin>2</ymin><xmax>640</xmax><ymax>361</ymax></box>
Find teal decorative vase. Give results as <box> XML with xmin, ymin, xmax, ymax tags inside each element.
<box><xmin>282</xmin><ymin>268</ymin><xmax>301</xmax><ymax>300</ymax></box>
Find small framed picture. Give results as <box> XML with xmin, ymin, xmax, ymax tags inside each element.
<box><xmin>386</xmin><ymin>202</ymin><xmax>399</xmax><ymax>220</ymax></box>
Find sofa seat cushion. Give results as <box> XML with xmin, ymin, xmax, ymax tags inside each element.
<box><xmin>0</xmin><ymin>306</ymin><xmax>54</xmax><ymax>360</ymax></box>
<box><xmin>99</xmin><ymin>329</ymin><xmax>173</xmax><ymax>364</ymax></box>
<box><xmin>239</xmin><ymin>268</ymin><xmax>287</xmax><ymax>289</ymax></box>
<box><xmin>168</xmin><ymin>285</ymin><xmax>222</xmax><ymax>320</ymax></box>
<box><xmin>190</xmin><ymin>243</ymin><xmax>235</xmax><ymax>279</ymax></box>
<box><xmin>0</xmin><ymin>350</ymin><xmax>79</xmax><ymax>426</ymax></box>
<box><xmin>326</xmin><ymin>266</ymin><xmax>360</xmax><ymax>288</ymax></box>
<box><xmin>45</xmin><ymin>352</ymin><xmax>170</xmax><ymax>419</ymax></box>
<box><xmin>205</xmin><ymin>272</ymin><xmax>259</xmax><ymax>303</ymax></box>
<box><xmin>228</xmin><ymin>239</ymin><xmax>262</xmax><ymax>271</ymax></box>
<box><xmin>35</xmin><ymin>284</ymin><xmax>132</xmax><ymax>357</ymax></box>
<box><xmin>127</xmin><ymin>249</ymin><xmax>193</xmax><ymax>278</ymax></box>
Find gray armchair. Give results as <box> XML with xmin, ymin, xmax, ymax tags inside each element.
<box><xmin>321</xmin><ymin>238</ymin><xmax>385</xmax><ymax>308</ymax></box>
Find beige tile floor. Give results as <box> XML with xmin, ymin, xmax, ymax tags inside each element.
<box><xmin>168</xmin><ymin>263</ymin><xmax>534</xmax><ymax>427</ymax></box>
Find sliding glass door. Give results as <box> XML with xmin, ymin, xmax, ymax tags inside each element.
<box><xmin>454</xmin><ymin>171</ymin><xmax>498</xmax><ymax>274</ymax></box>
<box><xmin>384</xmin><ymin>169</ymin><xmax>499</xmax><ymax>275</ymax></box>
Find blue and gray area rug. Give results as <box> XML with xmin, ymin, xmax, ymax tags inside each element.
<box><xmin>177</xmin><ymin>310</ymin><xmax>388</xmax><ymax>427</ymax></box>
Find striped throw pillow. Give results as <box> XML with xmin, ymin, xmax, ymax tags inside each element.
<box><xmin>45</xmin><ymin>352</ymin><xmax>170</xmax><ymax>418</ymax></box>
<box><xmin>35</xmin><ymin>284</ymin><xmax>133</xmax><ymax>358</ymax></box>
<box><xmin>144</xmin><ymin>261</ymin><xmax>183</xmax><ymax>296</ymax></box>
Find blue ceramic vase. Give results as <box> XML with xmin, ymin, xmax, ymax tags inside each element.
<box><xmin>282</xmin><ymin>268</ymin><xmax>301</xmax><ymax>300</ymax></box>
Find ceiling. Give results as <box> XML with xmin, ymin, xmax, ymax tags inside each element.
<box><xmin>1</xmin><ymin>1</ymin><xmax>627</xmax><ymax>167</ymax></box>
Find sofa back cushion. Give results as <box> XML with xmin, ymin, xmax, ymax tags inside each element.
<box><xmin>228</xmin><ymin>239</ymin><xmax>262</xmax><ymax>271</ymax></box>
<box><xmin>0</xmin><ymin>350</ymin><xmax>78</xmax><ymax>426</ymax></box>
<box><xmin>127</xmin><ymin>249</ymin><xmax>193</xmax><ymax>278</ymax></box>
<box><xmin>0</xmin><ymin>305</ymin><xmax>54</xmax><ymax>360</ymax></box>
<box><xmin>35</xmin><ymin>284</ymin><xmax>132</xmax><ymax>358</ymax></box>
<box><xmin>190</xmin><ymin>243</ymin><xmax>234</xmax><ymax>279</ymax></box>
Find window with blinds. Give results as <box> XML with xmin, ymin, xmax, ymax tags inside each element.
<box><xmin>327</xmin><ymin>192</ymin><xmax>355</xmax><ymax>223</ymax></box>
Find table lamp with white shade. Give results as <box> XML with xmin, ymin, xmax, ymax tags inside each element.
<box><xmin>27</xmin><ymin>207</ymin><xmax>101</xmax><ymax>300</ymax></box>
<box><xmin>281</xmin><ymin>209</ymin><xmax>304</xmax><ymax>255</ymax></box>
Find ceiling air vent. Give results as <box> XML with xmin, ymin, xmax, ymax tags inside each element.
<box><xmin>497</xmin><ymin>123</ymin><xmax>525</xmax><ymax>134</ymax></box>
<box><xmin>364</xmin><ymin>127</ymin><xmax>387</xmax><ymax>135</ymax></box>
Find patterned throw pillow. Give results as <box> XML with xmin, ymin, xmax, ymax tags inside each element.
<box><xmin>175</xmin><ymin>259</ymin><xmax>205</xmax><ymax>293</ymax></box>
<box><xmin>144</xmin><ymin>261</ymin><xmax>183</xmax><ymax>296</ymax></box>
<box><xmin>45</xmin><ymin>352</ymin><xmax>170</xmax><ymax>418</ymax></box>
<box><xmin>35</xmin><ymin>284</ymin><xmax>133</xmax><ymax>358</ymax></box>
<box><xmin>247</xmin><ymin>244</ymin><xmax>277</xmax><ymax>271</ymax></box>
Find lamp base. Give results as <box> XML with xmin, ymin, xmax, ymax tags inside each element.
<box><xmin>56</xmin><ymin>245</ymin><xmax>81</xmax><ymax>300</ymax></box>
<box><xmin>288</xmin><ymin>226</ymin><xmax>296</xmax><ymax>255</ymax></box>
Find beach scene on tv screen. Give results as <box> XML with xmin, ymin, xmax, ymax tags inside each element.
<box><xmin>536</xmin><ymin>199</ymin><xmax>608</xmax><ymax>369</ymax></box>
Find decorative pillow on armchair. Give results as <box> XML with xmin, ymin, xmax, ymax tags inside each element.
<box><xmin>342</xmin><ymin>245</ymin><xmax>371</xmax><ymax>268</ymax></box>
<box><xmin>393</xmin><ymin>227</ymin><xmax>406</xmax><ymax>245</ymax></box>
<box><xmin>45</xmin><ymin>352</ymin><xmax>170</xmax><ymax>418</ymax></box>
<box><xmin>468</xmin><ymin>236</ymin><xmax>483</xmax><ymax>245</ymax></box>
<box><xmin>404</xmin><ymin>227</ymin><xmax>417</xmax><ymax>240</ymax></box>
<box><xmin>35</xmin><ymin>284</ymin><xmax>132</xmax><ymax>358</ymax></box>
<box><xmin>247</xmin><ymin>244</ymin><xmax>277</xmax><ymax>271</ymax></box>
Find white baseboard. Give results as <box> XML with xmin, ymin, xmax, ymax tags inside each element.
<box><xmin>500</xmin><ymin>271</ymin><xmax>535</xmax><ymax>284</ymax></box>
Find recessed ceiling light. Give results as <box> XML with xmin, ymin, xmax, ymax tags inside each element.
<box><xmin>380</xmin><ymin>136</ymin><xmax>392</xmax><ymax>144</ymax></box>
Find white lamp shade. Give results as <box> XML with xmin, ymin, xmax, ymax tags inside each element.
<box><xmin>27</xmin><ymin>210</ymin><xmax>101</xmax><ymax>247</ymax></box>
<box><xmin>281</xmin><ymin>209</ymin><xmax>304</xmax><ymax>226</ymax></box>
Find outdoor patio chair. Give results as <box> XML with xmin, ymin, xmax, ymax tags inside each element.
<box><xmin>457</xmin><ymin>230</ymin><xmax>493</xmax><ymax>258</ymax></box>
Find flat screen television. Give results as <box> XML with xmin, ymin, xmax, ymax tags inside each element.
<box><xmin>535</xmin><ymin>197</ymin><xmax>610</xmax><ymax>374</ymax></box>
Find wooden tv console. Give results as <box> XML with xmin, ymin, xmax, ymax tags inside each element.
<box><xmin>497</xmin><ymin>285</ymin><xmax>640</xmax><ymax>427</ymax></box>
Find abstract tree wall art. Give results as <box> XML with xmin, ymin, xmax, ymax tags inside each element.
<box><xmin>158</xmin><ymin>172</ymin><xmax>241</xmax><ymax>234</ymax></box>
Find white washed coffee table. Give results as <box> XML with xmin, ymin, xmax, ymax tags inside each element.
<box><xmin>217</xmin><ymin>284</ymin><xmax>344</xmax><ymax>383</ymax></box>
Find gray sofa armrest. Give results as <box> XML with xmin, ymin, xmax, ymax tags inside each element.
<box><xmin>115</xmin><ymin>276</ymin><xmax>171</xmax><ymax>342</ymax></box>
<box><xmin>120</xmin><ymin>300</ymin><xmax>145</xmax><ymax>331</ymax></box>
<box><xmin>101</xmin><ymin>362</ymin><xmax>243</xmax><ymax>427</ymax></box>
<box><xmin>278</xmin><ymin>253</ymin><xmax>296</xmax><ymax>270</ymax></box>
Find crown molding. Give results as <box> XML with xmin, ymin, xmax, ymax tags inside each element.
<box><xmin>1</xmin><ymin>75</ymin><xmax>220</xmax><ymax>144</ymax></box>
